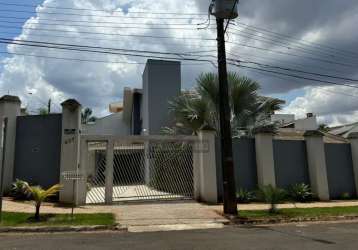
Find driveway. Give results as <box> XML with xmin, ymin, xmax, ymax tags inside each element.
<box><xmin>1</xmin><ymin>222</ymin><xmax>358</xmax><ymax>249</ymax></box>
<box><xmin>3</xmin><ymin>199</ymin><xmax>228</xmax><ymax>231</ymax></box>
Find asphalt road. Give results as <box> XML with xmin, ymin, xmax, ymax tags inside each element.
<box><xmin>1</xmin><ymin>222</ymin><xmax>358</xmax><ymax>250</ymax></box>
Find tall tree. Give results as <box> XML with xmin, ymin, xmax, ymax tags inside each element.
<box><xmin>168</xmin><ymin>72</ymin><xmax>284</xmax><ymax>136</ymax></box>
<box><xmin>81</xmin><ymin>108</ymin><xmax>97</xmax><ymax>124</ymax></box>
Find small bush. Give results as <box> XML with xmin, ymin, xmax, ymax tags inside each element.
<box><xmin>236</xmin><ymin>189</ymin><xmax>255</xmax><ymax>203</ymax></box>
<box><xmin>10</xmin><ymin>179</ymin><xmax>31</xmax><ymax>200</ymax></box>
<box><xmin>256</xmin><ymin>185</ymin><xmax>287</xmax><ymax>213</ymax></box>
<box><xmin>340</xmin><ymin>192</ymin><xmax>352</xmax><ymax>200</ymax></box>
<box><xmin>288</xmin><ymin>183</ymin><xmax>313</xmax><ymax>202</ymax></box>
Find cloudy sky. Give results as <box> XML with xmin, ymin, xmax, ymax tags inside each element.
<box><xmin>0</xmin><ymin>0</ymin><xmax>358</xmax><ymax>125</ymax></box>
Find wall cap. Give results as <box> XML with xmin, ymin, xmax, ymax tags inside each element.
<box><xmin>0</xmin><ymin>95</ymin><xmax>21</xmax><ymax>104</ymax></box>
<box><xmin>253</xmin><ymin>124</ymin><xmax>277</xmax><ymax>135</ymax></box>
<box><xmin>348</xmin><ymin>132</ymin><xmax>358</xmax><ymax>139</ymax></box>
<box><xmin>61</xmin><ymin>99</ymin><xmax>81</xmax><ymax>111</ymax></box>
<box><xmin>303</xmin><ymin>130</ymin><xmax>324</xmax><ymax>137</ymax></box>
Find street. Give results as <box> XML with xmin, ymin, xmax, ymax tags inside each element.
<box><xmin>1</xmin><ymin>222</ymin><xmax>358</xmax><ymax>250</ymax></box>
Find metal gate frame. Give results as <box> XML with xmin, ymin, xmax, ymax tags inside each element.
<box><xmin>79</xmin><ymin>135</ymin><xmax>198</xmax><ymax>204</ymax></box>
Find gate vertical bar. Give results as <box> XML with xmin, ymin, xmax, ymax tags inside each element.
<box><xmin>105</xmin><ymin>139</ymin><xmax>114</xmax><ymax>204</ymax></box>
<box><xmin>77</xmin><ymin>138</ymin><xmax>89</xmax><ymax>205</ymax></box>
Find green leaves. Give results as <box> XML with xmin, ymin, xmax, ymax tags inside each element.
<box><xmin>169</xmin><ymin>72</ymin><xmax>283</xmax><ymax>135</ymax></box>
<box><xmin>256</xmin><ymin>185</ymin><xmax>287</xmax><ymax>213</ymax></box>
<box><xmin>25</xmin><ymin>184</ymin><xmax>62</xmax><ymax>220</ymax></box>
<box><xmin>288</xmin><ymin>183</ymin><xmax>314</xmax><ymax>203</ymax></box>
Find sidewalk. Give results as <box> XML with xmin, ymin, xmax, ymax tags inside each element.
<box><xmin>2</xmin><ymin>199</ymin><xmax>228</xmax><ymax>231</ymax></box>
<box><xmin>3</xmin><ymin>198</ymin><xmax>358</xmax><ymax>231</ymax></box>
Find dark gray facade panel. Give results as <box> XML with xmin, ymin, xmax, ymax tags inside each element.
<box><xmin>14</xmin><ymin>114</ymin><xmax>62</xmax><ymax>188</ymax></box>
<box><xmin>273</xmin><ymin>140</ymin><xmax>310</xmax><ymax>189</ymax></box>
<box><xmin>216</xmin><ymin>138</ymin><xmax>257</xmax><ymax>199</ymax></box>
<box><xmin>325</xmin><ymin>143</ymin><xmax>356</xmax><ymax>199</ymax></box>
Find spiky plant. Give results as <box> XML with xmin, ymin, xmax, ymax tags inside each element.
<box><xmin>25</xmin><ymin>184</ymin><xmax>61</xmax><ymax>221</ymax></box>
<box><xmin>288</xmin><ymin>183</ymin><xmax>313</xmax><ymax>202</ymax></box>
<box><xmin>11</xmin><ymin>179</ymin><xmax>31</xmax><ymax>200</ymax></box>
<box><xmin>236</xmin><ymin>188</ymin><xmax>255</xmax><ymax>204</ymax></box>
<box><xmin>256</xmin><ymin>185</ymin><xmax>287</xmax><ymax>213</ymax></box>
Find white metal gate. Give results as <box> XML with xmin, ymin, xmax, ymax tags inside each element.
<box><xmin>82</xmin><ymin>136</ymin><xmax>196</xmax><ymax>204</ymax></box>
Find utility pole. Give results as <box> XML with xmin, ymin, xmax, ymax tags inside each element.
<box><xmin>48</xmin><ymin>99</ymin><xmax>51</xmax><ymax>114</ymax></box>
<box><xmin>212</xmin><ymin>0</ymin><xmax>239</xmax><ymax>215</ymax></box>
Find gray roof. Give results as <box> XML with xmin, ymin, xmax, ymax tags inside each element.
<box><xmin>329</xmin><ymin>122</ymin><xmax>358</xmax><ymax>138</ymax></box>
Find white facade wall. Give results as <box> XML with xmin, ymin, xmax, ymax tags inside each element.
<box><xmin>295</xmin><ymin>116</ymin><xmax>318</xmax><ymax>130</ymax></box>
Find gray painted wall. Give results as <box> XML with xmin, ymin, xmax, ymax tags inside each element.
<box><xmin>142</xmin><ymin>59</ymin><xmax>181</xmax><ymax>135</ymax></box>
<box><xmin>273</xmin><ymin>140</ymin><xmax>310</xmax><ymax>189</ymax></box>
<box><xmin>216</xmin><ymin>138</ymin><xmax>257</xmax><ymax>199</ymax></box>
<box><xmin>325</xmin><ymin>143</ymin><xmax>356</xmax><ymax>199</ymax></box>
<box><xmin>82</xmin><ymin>112</ymin><xmax>130</xmax><ymax>136</ymax></box>
<box><xmin>14</xmin><ymin>114</ymin><xmax>62</xmax><ymax>188</ymax></box>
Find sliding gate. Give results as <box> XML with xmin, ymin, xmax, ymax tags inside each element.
<box><xmin>83</xmin><ymin>136</ymin><xmax>196</xmax><ymax>204</ymax></box>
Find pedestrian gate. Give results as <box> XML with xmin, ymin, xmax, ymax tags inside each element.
<box><xmin>83</xmin><ymin>136</ymin><xmax>196</xmax><ymax>204</ymax></box>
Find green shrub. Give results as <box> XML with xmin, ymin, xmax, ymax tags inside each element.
<box><xmin>236</xmin><ymin>189</ymin><xmax>255</xmax><ymax>203</ymax></box>
<box><xmin>288</xmin><ymin>183</ymin><xmax>313</xmax><ymax>202</ymax></box>
<box><xmin>10</xmin><ymin>179</ymin><xmax>31</xmax><ymax>200</ymax></box>
<box><xmin>340</xmin><ymin>192</ymin><xmax>352</xmax><ymax>200</ymax></box>
<box><xmin>256</xmin><ymin>185</ymin><xmax>287</xmax><ymax>213</ymax></box>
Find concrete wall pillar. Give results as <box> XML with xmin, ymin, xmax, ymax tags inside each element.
<box><xmin>304</xmin><ymin>131</ymin><xmax>330</xmax><ymax>201</ymax></box>
<box><xmin>59</xmin><ymin>99</ymin><xmax>82</xmax><ymax>204</ymax></box>
<box><xmin>348</xmin><ymin>132</ymin><xmax>358</xmax><ymax>195</ymax></box>
<box><xmin>193</xmin><ymin>130</ymin><xmax>218</xmax><ymax>204</ymax></box>
<box><xmin>0</xmin><ymin>95</ymin><xmax>21</xmax><ymax>191</ymax></box>
<box><xmin>255</xmin><ymin>131</ymin><xmax>276</xmax><ymax>187</ymax></box>
<box><xmin>105</xmin><ymin>139</ymin><xmax>114</xmax><ymax>204</ymax></box>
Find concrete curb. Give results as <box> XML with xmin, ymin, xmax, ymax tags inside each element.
<box><xmin>225</xmin><ymin>215</ymin><xmax>358</xmax><ymax>226</ymax></box>
<box><xmin>0</xmin><ymin>224</ymin><xmax>128</xmax><ymax>233</ymax></box>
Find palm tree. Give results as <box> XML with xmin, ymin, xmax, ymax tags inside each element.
<box><xmin>81</xmin><ymin>108</ymin><xmax>97</xmax><ymax>124</ymax></box>
<box><xmin>169</xmin><ymin>72</ymin><xmax>284</xmax><ymax>135</ymax></box>
<box><xmin>25</xmin><ymin>184</ymin><xmax>62</xmax><ymax>221</ymax></box>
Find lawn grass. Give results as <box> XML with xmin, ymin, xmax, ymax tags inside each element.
<box><xmin>238</xmin><ymin>206</ymin><xmax>358</xmax><ymax>219</ymax></box>
<box><xmin>0</xmin><ymin>212</ymin><xmax>115</xmax><ymax>227</ymax></box>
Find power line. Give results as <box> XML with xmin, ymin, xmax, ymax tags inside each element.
<box><xmin>6</xmin><ymin>37</ymin><xmax>358</xmax><ymax>83</ymax></box>
<box><xmin>0</xmin><ymin>8</ymin><xmax>206</xmax><ymax>20</ymax></box>
<box><xmin>2</xmin><ymin>23</ymin><xmax>357</xmax><ymax>69</ymax></box>
<box><xmin>228</xmin><ymin>61</ymin><xmax>358</xmax><ymax>89</ymax></box>
<box><xmin>0</xmin><ymin>37</ymin><xmax>217</xmax><ymax>59</ymax></box>
<box><xmin>0</xmin><ymin>20</ymin><xmax>216</xmax><ymax>30</ymax></box>
<box><xmin>0</xmin><ymin>2</ymin><xmax>208</xmax><ymax>16</ymax></box>
<box><xmin>233</xmin><ymin>21</ymin><xmax>358</xmax><ymax>58</ymax></box>
<box><xmin>227</xmin><ymin>40</ymin><xmax>358</xmax><ymax>68</ymax></box>
<box><xmin>0</xmin><ymin>30</ymin><xmax>218</xmax><ymax>51</ymax></box>
<box><xmin>0</xmin><ymin>15</ymin><xmax>210</xmax><ymax>26</ymax></box>
<box><xmin>238</xmin><ymin>65</ymin><xmax>358</xmax><ymax>100</ymax></box>
<box><xmin>228</xmin><ymin>26</ymin><xmax>358</xmax><ymax>62</ymax></box>
<box><xmin>0</xmin><ymin>40</ymin><xmax>217</xmax><ymax>66</ymax></box>
<box><xmin>236</xmin><ymin>60</ymin><xmax>358</xmax><ymax>82</ymax></box>
<box><xmin>226</xmin><ymin>50</ymin><xmax>353</xmax><ymax>76</ymax></box>
<box><xmin>1</xmin><ymin>28</ymin><xmax>350</xmax><ymax>80</ymax></box>
<box><xmin>0</xmin><ymin>24</ymin><xmax>217</xmax><ymax>41</ymax></box>
<box><xmin>2</xmin><ymin>16</ymin><xmax>356</xmax><ymax>67</ymax></box>
<box><xmin>0</xmin><ymin>51</ymin><xmax>213</xmax><ymax>66</ymax></box>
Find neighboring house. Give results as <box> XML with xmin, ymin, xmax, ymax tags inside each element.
<box><xmin>271</xmin><ymin>113</ymin><xmax>319</xmax><ymax>131</ymax></box>
<box><xmin>86</xmin><ymin>59</ymin><xmax>181</xmax><ymax>136</ymax></box>
<box><xmin>330</xmin><ymin>122</ymin><xmax>358</xmax><ymax>138</ymax></box>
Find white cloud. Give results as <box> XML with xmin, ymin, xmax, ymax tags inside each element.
<box><xmin>283</xmin><ymin>86</ymin><xmax>358</xmax><ymax>126</ymax></box>
<box><xmin>0</xmin><ymin>0</ymin><xmax>214</xmax><ymax>115</ymax></box>
<box><xmin>1</xmin><ymin>0</ymin><xmax>358</xmax><ymax>125</ymax></box>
